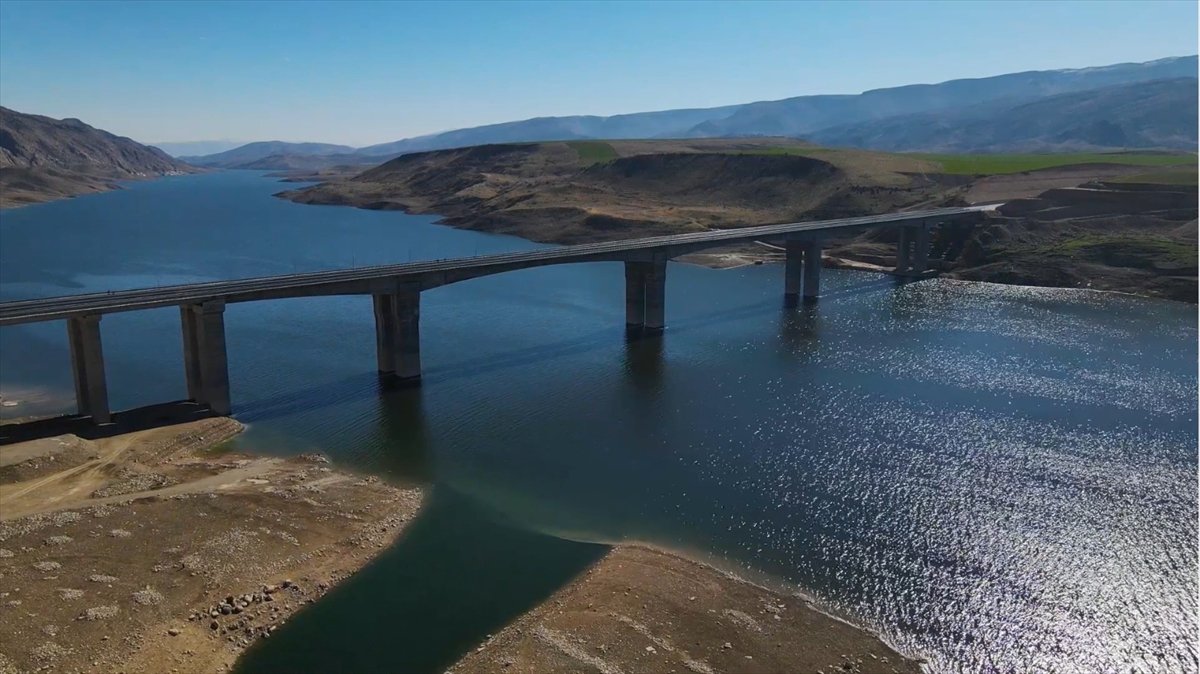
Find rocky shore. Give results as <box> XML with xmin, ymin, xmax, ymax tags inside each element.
<box><xmin>0</xmin><ymin>417</ymin><xmax>423</xmax><ymax>674</ymax></box>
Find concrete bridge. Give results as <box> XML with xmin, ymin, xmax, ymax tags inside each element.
<box><xmin>0</xmin><ymin>207</ymin><xmax>986</xmax><ymax>424</ymax></box>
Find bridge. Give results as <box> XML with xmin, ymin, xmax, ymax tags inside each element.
<box><xmin>0</xmin><ymin>206</ymin><xmax>987</xmax><ymax>424</ymax></box>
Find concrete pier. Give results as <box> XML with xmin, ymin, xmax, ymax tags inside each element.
<box><xmin>895</xmin><ymin>227</ymin><xmax>913</xmax><ymax>274</ymax></box>
<box><xmin>182</xmin><ymin>301</ymin><xmax>231</xmax><ymax>416</ymax></box>
<box><xmin>180</xmin><ymin>306</ymin><xmax>202</xmax><ymax>401</ymax></box>
<box><xmin>784</xmin><ymin>240</ymin><xmax>804</xmax><ymax>304</ymax></box>
<box><xmin>625</xmin><ymin>259</ymin><xmax>667</xmax><ymax>333</ymax></box>
<box><xmin>911</xmin><ymin>226</ymin><xmax>931</xmax><ymax>275</ymax></box>
<box><xmin>802</xmin><ymin>240</ymin><xmax>822</xmax><ymax>301</ymax></box>
<box><xmin>895</xmin><ymin>224</ymin><xmax>932</xmax><ymax>277</ymax></box>
<box><xmin>373</xmin><ymin>287</ymin><xmax>421</xmax><ymax>380</ymax></box>
<box><xmin>67</xmin><ymin>314</ymin><xmax>110</xmax><ymax>423</ymax></box>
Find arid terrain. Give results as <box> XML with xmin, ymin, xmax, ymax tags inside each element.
<box><xmin>278</xmin><ymin>139</ymin><xmax>1197</xmax><ymax>302</ymax></box>
<box><xmin>450</xmin><ymin>546</ymin><xmax>919</xmax><ymax>674</ymax></box>
<box><xmin>0</xmin><ymin>416</ymin><xmax>423</xmax><ymax>674</ymax></box>
<box><xmin>0</xmin><ymin>107</ymin><xmax>199</xmax><ymax>209</ymax></box>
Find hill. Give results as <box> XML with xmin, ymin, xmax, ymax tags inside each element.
<box><xmin>278</xmin><ymin>139</ymin><xmax>1197</xmax><ymax>301</ymax></box>
<box><xmin>181</xmin><ymin>141</ymin><xmax>355</xmax><ymax>167</ymax></box>
<box><xmin>189</xmin><ymin>55</ymin><xmax>1198</xmax><ymax>168</ymax></box>
<box><xmin>0</xmin><ymin>107</ymin><xmax>197</xmax><ymax>208</ymax></box>
<box><xmin>809</xmin><ymin>78</ymin><xmax>1198</xmax><ymax>152</ymax></box>
<box><xmin>278</xmin><ymin>139</ymin><xmax>955</xmax><ymax>243</ymax></box>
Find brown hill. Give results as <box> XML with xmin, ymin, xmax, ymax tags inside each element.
<box><xmin>280</xmin><ymin>139</ymin><xmax>953</xmax><ymax>243</ymax></box>
<box><xmin>279</xmin><ymin>139</ymin><xmax>1196</xmax><ymax>301</ymax></box>
<box><xmin>0</xmin><ymin>107</ymin><xmax>197</xmax><ymax>207</ymax></box>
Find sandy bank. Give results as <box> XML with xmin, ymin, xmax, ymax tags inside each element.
<box><xmin>451</xmin><ymin>545</ymin><xmax>920</xmax><ymax>674</ymax></box>
<box><xmin>0</xmin><ymin>417</ymin><xmax>423</xmax><ymax>674</ymax></box>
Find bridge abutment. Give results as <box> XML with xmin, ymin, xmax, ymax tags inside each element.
<box><xmin>373</xmin><ymin>287</ymin><xmax>421</xmax><ymax>381</ymax></box>
<box><xmin>67</xmin><ymin>314</ymin><xmax>110</xmax><ymax>424</ymax></box>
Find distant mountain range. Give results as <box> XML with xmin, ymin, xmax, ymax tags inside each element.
<box><xmin>0</xmin><ymin>106</ymin><xmax>197</xmax><ymax>207</ymax></box>
<box><xmin>179</xmin><ymin>141</ymin><xmax>354</xmax><ymax>166</ymax></box>
<box><xmin>182</xmin><ymin>55</ymin><xmax>1198</xmax><ymax>169</ymax></box>
<box><xmin>152</xmin><ymin>140</ymin><xmax>246</xmax><ymax>157</ymax></box>
<box><xmin>810</xmin><ymin>77</ymin><xmax>1198</xmax><ymax>152</ymax></box>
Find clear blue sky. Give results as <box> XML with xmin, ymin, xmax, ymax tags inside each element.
<box><xmin>0</xmin><ymin>0</ymin><xmax>1195</xmax><ymax>146</ymax></box>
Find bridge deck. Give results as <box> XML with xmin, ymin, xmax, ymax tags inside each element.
<box><xmin>0</xmin><ymin>206</ymin><xmax>986</xmax><ymax>326</ymax></box>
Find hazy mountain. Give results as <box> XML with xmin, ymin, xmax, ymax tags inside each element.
<box><xmin>229</xmin><ymin>153</ymin><xmax>380</xmax><ymax>170</ymax></box>
<box><xmin>809</xmin><ymin>78</ymin><xmax>1198</xmax><ymax>153</ymax></box>
<box><xmin>685</xmin><ymin>56</ymin><xmax>1197</xmax><ymax>138</ymax></box>
<box><xmin>183</xmin><ymin>141</ymin><xmax>355</xmax><ymax>167</ymax></box>
<box><xmin>188</xmin><ymin>55</ymin><xmax>1198</xmax><ymax>168</ymax></box>
<box><xmin>0</xmin><ymin>106</ymin><xmax>197</xmax><ymax>207</ymax></box>
<box><xmin>153</xmin><ymin>140</ymin><xmax>246</xmax><ymax>157</ymax></box>
<box><xmin>353</xmin><ymin>104</ymin><xmax>746</xmax><ymax>157</ymax></box>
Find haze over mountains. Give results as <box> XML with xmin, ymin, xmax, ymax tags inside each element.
<box><xmin>182</xmin><ymin>55</ymin><xmax>1198</xmax><ymax>168</ymax></box>
<box><xmin>0</xmin><ymin>106</ymin><xmax>195</xmax><ymax>207</ymax></box>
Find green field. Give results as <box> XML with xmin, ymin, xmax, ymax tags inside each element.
<box><xmin>915</xmin><ymin>152</ymin><xmax>1197</xmax><ymax>175</ymax></box>
<box><xmin>1038</xmin><ymin>235</ymin><xmax>1196</xmax><ymax>266</ymax></box>
<box><xmin>568</xmin><ymin>141</ymin><xmax>618</xmax><ymax>164</ymax></box>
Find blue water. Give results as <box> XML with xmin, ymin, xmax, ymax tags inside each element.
<box><xmin>1</xmin><ymin>172</ymin><xmax>1196</xmax><ymax>673</ymax></box>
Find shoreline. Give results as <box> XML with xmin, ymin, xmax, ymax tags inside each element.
<box><xmin>0</xmin><ymin>415</ymin><xmax>923</xmax><ymax>674</ymax></box>
<box><xmin>0</xmin><ymin>417</ymin><xmax>423</xmax><ymax>674</ymax></box>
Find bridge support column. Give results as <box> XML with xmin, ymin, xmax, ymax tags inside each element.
<box><xmin>373</xmin><ymin>287</ymin><xmax>421</xmax><ymax>381</ymax></box>
<box><xmin>183</xmin><ymin>300</ymin><xmax>231</xmax><ymax>416</ymax></box>
<box><xmin>625</xmin><ymin>262</ymin><xmax>647</xmax><ymax>331</ymax></box>
<box><xmin>180</xmin><ymin>306</ymin><xmax>202</xmax><ymax>401</ymax></box>
<box><xmin>895</xmin><ymin>227</ymin><xmax>913</xmax><ymax>274</ymax></box>
<box><xmin>911</xmin><ymin>226</ymin><xmax>931</xmax><ymax>275</ymax></box>
<box><xmin>625</xmin><ymin>258</ymin><xmax>667</xmax><ymax>333</ymax></box>
<box><xmin>67</xmin><ymin>314</ymin><xmax>110</xmax><ymax>424</ymax></box>
<box><xmin>784</xmin><ymin>240</ymin><xmax>804</xmax><ymax>306</ymax></box>
<box><xmin>802</xmin><ymin>240</ymin><xmax>822</xmax><ymax>302</ymax></box>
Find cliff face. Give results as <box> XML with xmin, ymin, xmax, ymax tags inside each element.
<box><xmin>0</xmin><ymin>107</ymin><xmax>197</xmax><ymax>207</ymax></box>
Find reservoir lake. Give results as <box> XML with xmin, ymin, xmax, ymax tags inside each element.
<box><xmin>1</xmin><ymin>171</ymin><xmax>1195</xmax><ymax>673</ymax></box>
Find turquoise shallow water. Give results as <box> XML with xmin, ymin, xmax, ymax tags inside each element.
<box><xmin>1</xmin><ymin>172</ymin><xmax>1196</xmax><ymax>673</ymax></box>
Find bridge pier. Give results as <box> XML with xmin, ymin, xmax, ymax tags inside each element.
<box><xmin>181</xmin><ymin>301</ymin><xmax>231</xmax><ymax>415</ymax></box>
<box><xmin>895</xmin><ymin>225</ymin><xmax>933</xmax><ymax>276</ymax></box>
<box><xmin>911</xmin><ymin>226</ymin><xmax>931</xmax><ymax>275</ymax></box>
<box><xmin>373</xmin><ymin>287</ymin><xmax>421</xmax><ymax>381</ymax></box>
<box><xmin>67</xmin><ymin>314</ymin><xmax>110</xmax><ymax>423</ymax></box>
<box><xmin>784</xmin><ymin>240</ymin><xmax>804</xmax><ymax>305</ymax></box>
<box><xmin>895</xmin><ymin>227</ymin><xmax>913</xmax><ymax>274</ymax></box>
<box><xmin>625</xmin><ymin>258</ymin><xmax>667</xmax><ymax>334</ymax></box>
<box><xmin>802</xmin><ymin>240</ymin><xmax>822</xmax><ymax>302</ymax></box>
<box><xmin>784</xmin><ymin>239</ymin><xmax>822</xmax><ymax>304</ymax></box>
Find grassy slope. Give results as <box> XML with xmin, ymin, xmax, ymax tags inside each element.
<box><xmin>913</xmin><ymin>152</ymin><xmax>1195</xmax><ymax>175</ymax></box>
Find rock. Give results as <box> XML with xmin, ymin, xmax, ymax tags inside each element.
<box><xmin>722</xmin><ymin>642</ymin><xmax>733</xmax><ymax>650</ymax></box>
<box><xmin>210</xmin><ymin>621</ymin><xmax>219</xmax><ymax>630</ymax></box>
<box><xmin>220</xmin><ymin>604</ymin><xmax>232</xmax><ymax>615</ymax></box>
<box><xmin>168</xmin><ymin>628</ymin><xmax>181</xmax><ymax>636</ymax></box>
